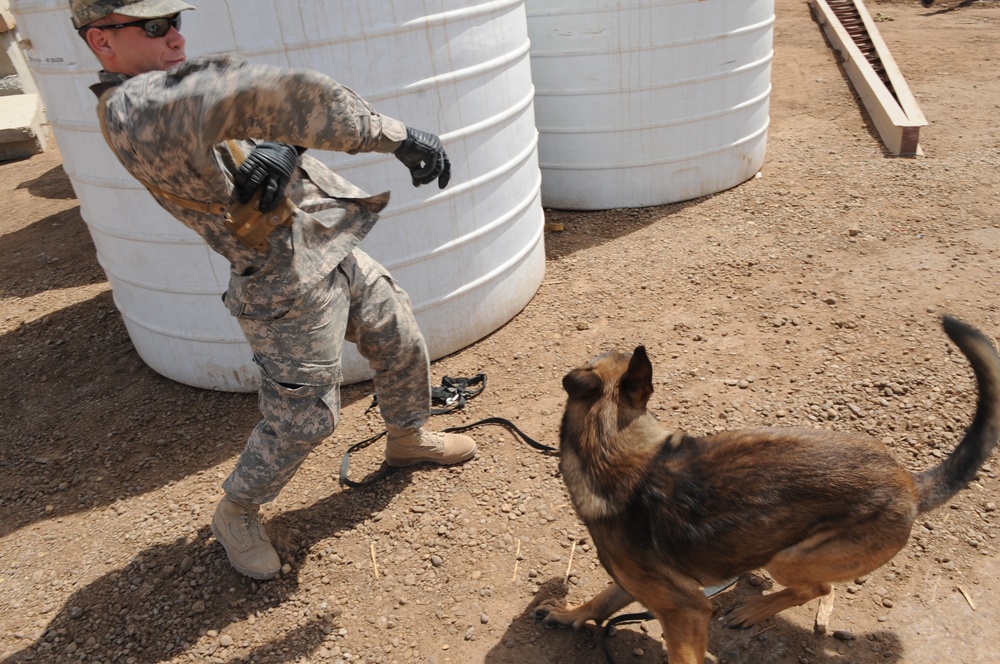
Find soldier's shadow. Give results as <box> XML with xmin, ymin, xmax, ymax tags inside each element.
<box><xmin>0</xmin><ymin>473</ymin><xmax>411</xmax><ymax>664</ymax></box>
<box><xmin>483</xmin><ymin>577</ymin><xmax>905</xmax><ymax>664</ymax></box>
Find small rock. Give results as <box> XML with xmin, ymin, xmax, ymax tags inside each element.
<box><xmin>833</xmin><ymin>630</ymin><xmax>855</xmax><ymax>641</ymax></box>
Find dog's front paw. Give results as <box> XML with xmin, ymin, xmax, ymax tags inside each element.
<box><xmin>534</xmin><ymin>598</ymin><xmax>589</xmax><ymax>630</ymax></box>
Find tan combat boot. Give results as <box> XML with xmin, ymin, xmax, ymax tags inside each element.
<box><xmin>385</xmin><ymin>427</ymin><xmax>477</xmax><ymax>467</ymax></box>
<box><xmin>211</xmin><ymin>496</ymin><xmax>281</xmax><ymax>580</ymax></box>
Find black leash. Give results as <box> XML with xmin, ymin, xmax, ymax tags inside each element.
<box><xmin>599</xmin><ymin>578</ymin><xmax>740</xmax><ymax>664</ymax></box>
<box><xmin>601</xmin><ymin>611</ymin><xmax>656</xmax><ymax>664</ymax></box>
<box><xmin>340</xmin><ymin>374</ymin><xmax>554</xmax><ymax>488</ymax></box>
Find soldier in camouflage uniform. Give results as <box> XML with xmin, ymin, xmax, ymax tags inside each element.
<box><xmin>71</xmin><ymin>0</ymin><xmax>477</xmax><ymax>580</ymax></box>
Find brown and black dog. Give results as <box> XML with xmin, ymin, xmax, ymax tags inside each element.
<box><xmin>535</xmin><ymin>316</ymin><xmax>1000</xmax><ymax>664</ymax></box>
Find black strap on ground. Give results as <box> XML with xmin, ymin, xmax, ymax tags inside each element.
<box><xmin>338</xmin><ymin>430</ymin><xmax>391</xmax><ymax>488</ymax></box>
<box><xmin>441</xmin><ymin>417</ymin><xmax>553</xmax><ymax>453</ymax></box>
<box><xmin>431</xmin><ymin>374</ymin><xmax>487</xmax><ymax>414</ymax></box>
<box><xmin>599</xmin><ymin>577</ymin><xmax>740</xmax><ymax>664</ymax></box>
<box><xmin>340</xmin><ymin>374</ymin><xmax>554</xmax><ymax>488</ymax></box>
<box><xmin>364</xmin><ymin>374</ymin><xmax>488</xmax><ymax>416</ymax></box>
<box><xmin>601</xmin><ymin>611</ymin><xmax>655</xmax><ymax>664</ymax></box>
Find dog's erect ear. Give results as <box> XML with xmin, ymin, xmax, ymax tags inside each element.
<box><xmin>621</xmin><ymin>346</ymin><xmax>654</xmax><ymax>407</ymax></box>
<box><xmin>563</xmin><ymin>368</ymin><xmax>603</xmax><ymax>401</ymax></box>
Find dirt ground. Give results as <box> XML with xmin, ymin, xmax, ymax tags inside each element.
<box><xmin>3</xmin><ymin>1</ymin><xmax>1000</xmax><ymax>662</ymax></box>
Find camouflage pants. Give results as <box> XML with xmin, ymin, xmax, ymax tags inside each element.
<box><xmin>222</xmin><ymin>248</ymin><xmax>431</xmax><ymax>504</ymax></box>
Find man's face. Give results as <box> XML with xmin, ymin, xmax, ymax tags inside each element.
<box><xmin>88</xmin><ymin>12</ymin><xmax>187</xmax><ymax>75</ymax></box>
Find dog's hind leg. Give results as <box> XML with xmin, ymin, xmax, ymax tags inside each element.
<box><xmin>535</xmin><ymin>582</ymin><xmax>634</xmax><ymax>630</ymax></box>
<box><xmin>724</xmin><ymin>528</ymin><xmax>905</xmax><ymax>629</ymax></box>
<box><xmin>724</xmin><ymin>580</ymin><xmax>832</xmax><ymax>629</ymax></box>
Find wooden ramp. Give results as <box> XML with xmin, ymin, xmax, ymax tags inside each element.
<box><xmin>809</xmin><ymin>0</ymin><xmax>927</xmax><ymax>156</ymax></box>
<box><xmin>0</xmin><ymin>4</ymin><xmax>47</xmax><ymax>161</ymax></box>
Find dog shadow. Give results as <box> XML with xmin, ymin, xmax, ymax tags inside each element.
<box><xmin>0</xmin><ymin>474</ymin><xmax>411</xmax><ymax>664</ymax></box>
<box><xmin>483</xmin><ymin>577</ymin><xmax>904</xmax><ymax>664</ymax></box>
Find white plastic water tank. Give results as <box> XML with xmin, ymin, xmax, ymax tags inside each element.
<box><xmin>525</xmin><ymin>0</ymin><xmax>774</xmax><ymax>210</ymax></box>
<box><xmin>10</xmin><ymin>0</ymin><xmax>544</xmax><ymax>392</ymax></box>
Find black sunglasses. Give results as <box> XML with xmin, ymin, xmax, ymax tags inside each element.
<box><xmin>82</xmin><ymin>14</ymin><xmax>181</xmax><ymax>39</ymax></box>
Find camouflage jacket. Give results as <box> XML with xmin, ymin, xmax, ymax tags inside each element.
<box><xmin>94</xmin><ymin>53</ymin><xmax>408</xmax><ymax>307</ymax></box>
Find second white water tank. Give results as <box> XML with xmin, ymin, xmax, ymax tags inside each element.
<box><xmin>525</xmin><ymin>0</ymin><xmax>774</xmax><ymax>210</ymax></box>
<box><xmin>10</xmin><ymin>0</ymin><xmax>544</xmax><ymax>391</ymax></box>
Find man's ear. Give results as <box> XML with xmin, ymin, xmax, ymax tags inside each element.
<box><xmin>85</xmin><ymin>26</ymin><xmax>115</xmax><ymax>59</ymax></box>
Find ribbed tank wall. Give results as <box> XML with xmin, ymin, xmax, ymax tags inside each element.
<box><xmin>525</xmin><ymin>0</ymin><xmax>774</xmax><ymax>210</ymax></box>
<box><xmin>10</xmin><ymin>0</ymin><xmax>545</xmax><ymax>391</ymax></box>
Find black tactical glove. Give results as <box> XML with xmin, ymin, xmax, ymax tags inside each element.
<box><xmin>393</xmin><ymin>127</ymin><xmax>451</xmax><ymax>189</ymax></box>
<box><xmin>233</xmin><ymin>142</ymin><xmax>300</xmax><ymax>212</ymax></box>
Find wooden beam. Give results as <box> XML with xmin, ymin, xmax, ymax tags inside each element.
<box><xmin>0</xmin><ymin>3</ymin><xmax>14</xmax><ymax>34</ymax></box>
<box><xmin>809</xmin><ymin>0</ymin><xmax>927</xmax><ymax>156</ymax></box>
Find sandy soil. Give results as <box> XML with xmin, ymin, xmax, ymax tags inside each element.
<box><xmin>2</xmin><ymin>1</ymin><xmax>1000</xmax><ymax>662</ymax></box>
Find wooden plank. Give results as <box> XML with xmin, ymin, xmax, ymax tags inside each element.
<box><xmin>0</xmin><ymin>92</ymin><xmax>47</xmax><ymax>160</ymax></box>
<box><xmin>850</xmin><ymin>0</ymin><xmax>927</xmax><ymax>125</ymax></box>
<box><xmin>809</xmin><ymin>0</ymin><xmax>926</xmax><ymax>156</ymax></box>
<box><xmin>0</xmin><ymin>30</ymin><xmax>39</xmax><ymax>97</ymax></box>
<box><xmin>0</xmin><ymin>0</ymin><xmax>13</xmax><ymax>34</ymax></box>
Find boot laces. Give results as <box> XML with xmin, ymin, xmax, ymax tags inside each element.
<box><xmin>240</xmin><ymin>506</ymin><xmax>266</xmax><ymax>540</ymax></box>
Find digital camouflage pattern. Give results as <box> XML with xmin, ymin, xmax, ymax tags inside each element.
<box><xmin>70</xmin><ymin>0</ymin><xmax>195</xmax><ymax>29</ymax></box>
<box><xmin>94</xmin><ymin>54</ymin><xmax>428</xmax><ymax>504</ymax></box>
<box><xmin>96</xmin><ymin>54</ymin><xmax>406</xmax><ymax>306</ymax></box>
<box><xmin>223</xmin><ymin>249</ymin><xmax>431</xmax><ymax>503</ymax></box>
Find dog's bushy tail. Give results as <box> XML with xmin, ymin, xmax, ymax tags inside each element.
<box><xmin>914</xmin><ymin>316</ymin><xmax>1000</xmax><ymax>513</ymax></box>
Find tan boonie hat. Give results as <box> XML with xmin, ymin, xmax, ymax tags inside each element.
<box><xmin>70</xmin><ymin>0</ymin><xmax>195</xmax><ymax>29</ymax></box>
